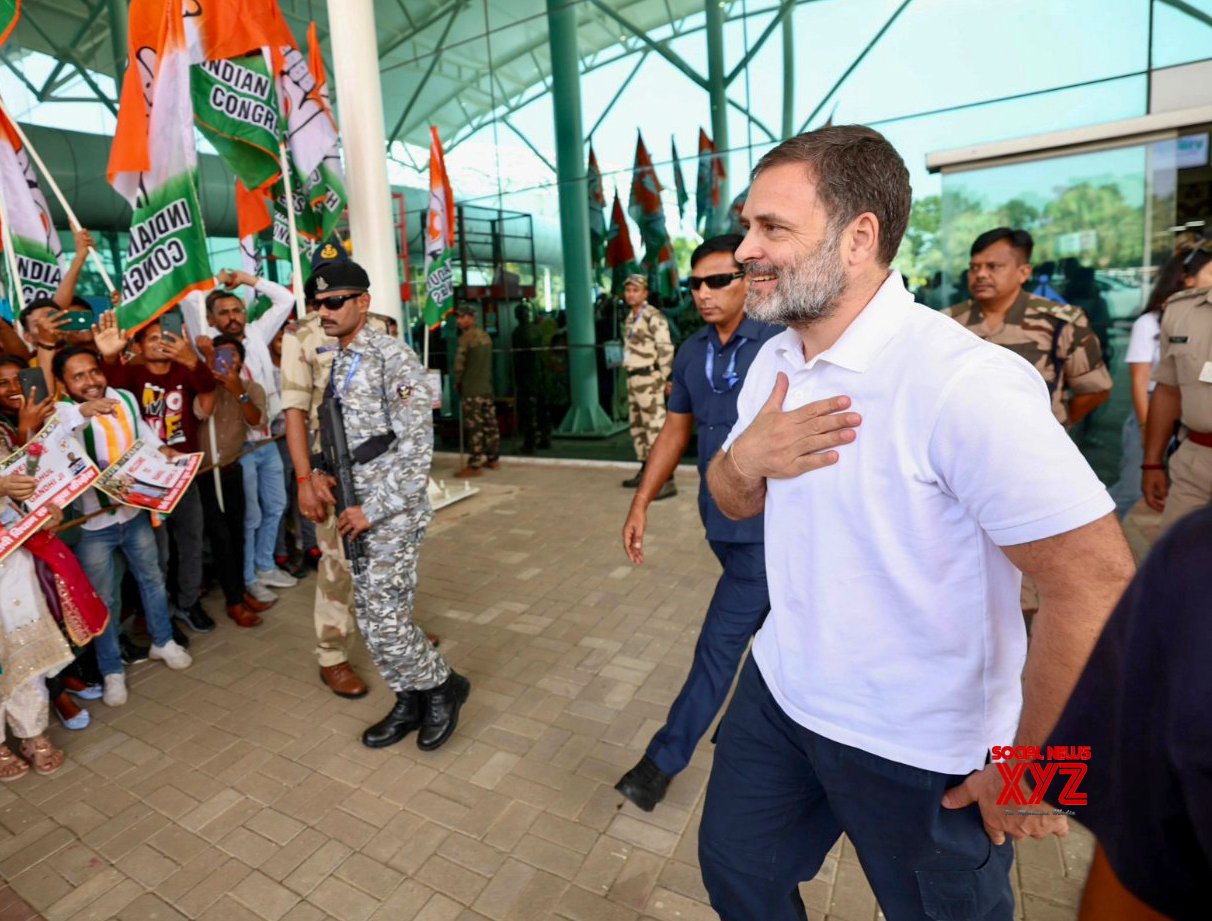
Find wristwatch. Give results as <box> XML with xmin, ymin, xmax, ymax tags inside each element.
<box><xmin>238</xmin><ymin>392</ymin><xmax>251</xmax><ymax>404</ymax></box>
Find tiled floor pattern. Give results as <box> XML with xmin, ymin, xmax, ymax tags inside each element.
<box><xmin>0</xmin><ymin>459</ymin><xmax>1094</xmax><ymax>920</ymax></box>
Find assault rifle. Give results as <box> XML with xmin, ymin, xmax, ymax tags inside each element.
<box><xmin>317</xmin><ymin>386</ymin><xmax>368</xmax><ymax>575</ymax></box>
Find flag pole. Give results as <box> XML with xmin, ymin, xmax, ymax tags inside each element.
<box><xmin>277</xmin><ymin>142</ymin><xmax>307</xmax><ymax>316</ymax></box>
<box><xmin>0</xmin><ymin>175</ymin><xmax>28</xmax><ymax>318</ymax></box>
<box><xmin>0</xmin><ymin>97</ymin><xmax>117</xmax><ymax>295</ymax></box>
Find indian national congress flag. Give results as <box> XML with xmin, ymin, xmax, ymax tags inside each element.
<box><xmin>0</xmin><ymin>99</ymin><xmax>64</xmax><ymax>304</ymax></box>
<box><xmin>108</xmin><ymin>0</ymin><xmax>211</xmax><ymax>331</ymax></box>
<box><xmin>424</xmin><ymin>126</ymin><xmax>455</xmax><ymax>331</ymax></box>
<box><xmin>191</xmin><ymin>53</ymin><xmax>281</xmax><ymax>190</ymax></box>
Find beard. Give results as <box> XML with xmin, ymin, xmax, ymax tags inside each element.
<box><xmin>744</xmin><ymin>231</ymin><xmax>847</xmax><ymax>327</ymax></box>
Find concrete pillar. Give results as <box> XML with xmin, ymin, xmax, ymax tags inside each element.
<box><xmin>325</xmin><ymin>0</ymin><xmax>402</xmax><ymax>327</ymax></box>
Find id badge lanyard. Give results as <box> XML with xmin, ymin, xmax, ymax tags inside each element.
<box><xmin>706</xmin><ymin>337</ymin><xmax>745</xmax><ymax>393</ymax></box>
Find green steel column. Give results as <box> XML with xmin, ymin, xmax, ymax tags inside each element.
<box><xmin>108</xmin><ymin>0</ymin><xmax>129</xmax><ymax>76</ymax></box>
<box><xmin>781</xmin><ymin>10</ymin><xmax>795</xmax><ymax>139</ymax></box>
<box><xmin>705</xmin><ymin>0</ymin><xmax>730</xmax><ymax>233</ymax></box>
<box><xmin>546</xmin><ymin>0</ymin><xmax>611</xmax><ymax>434</ymax></box>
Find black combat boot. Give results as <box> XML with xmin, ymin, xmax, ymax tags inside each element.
<box><xmin>362</xmin><ymin>691</ymin><xmax>424</xmax><ymax>748</ymax></box>
<box><xmin>622</xmin><ymin>462</ymin><xmax>646</xmax><ymax>488</ymax></box>
<box><xmin>417</xmin><ymin>672</ymin><xmax>471</xmax><ymax>751</ymax></box>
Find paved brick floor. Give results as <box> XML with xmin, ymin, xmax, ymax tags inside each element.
<box><xmin>0</xmin><ymin>459</ymin><xmax>1094</xmax><ymax>920</ymax></box>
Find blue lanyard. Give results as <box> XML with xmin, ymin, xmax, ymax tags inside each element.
<box><xmin>706</xmin><ymin>336</ymin><xmax>745</xmax><ymax>393</ymax></box>
<box><xmin>626</xmin><ymin>306</ymin><xmax>647</xmax><ymax>342</ymax></box>
<box><xmin>338</xmin><ymin>352</ymin><xmax>362</xmax><ymax>400</ymax></box>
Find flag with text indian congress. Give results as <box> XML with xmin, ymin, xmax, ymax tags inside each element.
<box><xmin>424</xmin><ymin>126</ymin><xmax>455</xmax><ymax>331</ymax></box>
<box><xmin>0</xmin><ymin>99</ymin><xmax>64</xmax><ymax>304</ymax></box>
<box><xmin>108</xmin><ymin>0</ymin><xmax>212</xmax><ymax>331</ymax></box>
<box><xmin>303</xmin><ymin>21</ymin><xmax>346</xmax><ymax>242</ymax></box>
<box><xmin>191</xmin><ymin>52</ymin><xmax>281</xmax><ymax>190</ymax></box>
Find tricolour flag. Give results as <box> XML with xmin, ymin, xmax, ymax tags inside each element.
<box><xmin>695</xmin><ymin>128</ymin><xmax>726</xmax><ymax>233</ymax></box>
<box><xmin>671</xmin><ymin>137</ymin><xmax>688</xmax><ymax>222</ymax></box>
<box><xmin>191</xmin><ymin>52</ymin><xmax>282</xmax><ymax>190</ymax></box>
<box><xmin>303</xmin><ymin>22</ymin><xmax>347</xmax><ymax>242</ymax></box>
<box><xmin>423</xmin><ymin>126</ymin><xmax>456</xmax><ymax>331</ymax></box>
<box><xmin>0</xmin><ymin>0</ymin><xmax>19</xmax><ymax>48</ymax></box>
<box><xmin>108</xmin><ymin>0</ymin><xmax>213</xmax><ymax>331</ymax></box>
<box><xmin>604</xmin><ymin>192</ymin><xmax>637</xmax><ymax>294</ymax></box>
<box><xmin>236</xmin><ymin>179</ymin><xmax>273</xmax><ymax>321</ymax></box>
<box><xmin>0</xmin><ymin>99</ymin><xmax>64</xmax><ymax>305</ymax></box>
<box><xmin>587</xmin><ymin>145</ymin><xmax>606</xmax><ymax>276</ymax></box>
<box><xmin>628</xmin><ymin>133</ymin><xmax>678</xmax><ymax>302</ymax></box>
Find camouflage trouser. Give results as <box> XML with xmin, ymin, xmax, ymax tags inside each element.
<box><xmin>313</xmin><ymin>510</ymin><xmax>357</xmax><ymax>668</ymax></box>
<box><xmin>462</xmin><ymin>395</ymin><xmax>500</xmax><ymax>467</ymax></box>
<box><xmin>351</xmin><ymin>463</ymin><xmax>448</xmax><ymax>692</ymax></box>
<box><xmin>627</xmin><ymin>372</ymin><xmax>666</xmax><ymax>461</ymax></box>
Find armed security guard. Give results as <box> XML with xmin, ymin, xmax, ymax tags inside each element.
<box><xmin>621</xmin><ymin>274</ymin><xmax>675</xmax><ymax>495</ymax></box>
<box><xmin>949</xmin><ymin>227</ymin><xmax>1112</xmax><ymax>427</ymax></box>
<box><xmin>616</xmin><ymin>235</ymin><xmax>780</xmax><ymax>811</ymax></box>
<box><xmin>306</xmin><ymin>258</ymin><xmax>470</xmax><ymax>751</ymax></box>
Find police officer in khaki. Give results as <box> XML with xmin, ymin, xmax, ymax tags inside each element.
<box><xmin>949</xmin><ymin>227</ymin><xmax>1112</xmax><ymax>427</ymax></box>
<box><xmin>1143</xmin><ymin>239</ymin><xmax>1212</xmax><ymax>531</ymax></box>
<box><xmin>621</xmin><ymin>274</ymin><xmax>675</xmax><ymax>497</ymax></box>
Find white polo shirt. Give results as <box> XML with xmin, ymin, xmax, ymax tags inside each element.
<box><xmin>723</xmin><ymin>273</ymin><xmax>1113</xmax><ymax>775</ymax></box>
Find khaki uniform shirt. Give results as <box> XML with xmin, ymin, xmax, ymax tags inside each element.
<box><xmin>1153</xmin><ymin>286</ymin><xmax>1212</xmax><ymax>432</ymax></box>
<box><xmin>949</xmin><ymin>290</ymin><xmax>1112</xmax><ymax>425</ymax></box>
<box><xmin>280</xmin><ymin>312</ymin><xmax>386</xmax><ymax>451</ymax></box>
<box><xmin>623</xmin><ymin>303</ymin><xmax>674</xmax><ymax>380</ymax></box>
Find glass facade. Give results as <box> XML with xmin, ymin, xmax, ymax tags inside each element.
<box><xmin>2</xmin><ymin>0</ymin><xmax>1211</xmax><ymax>466</ymax></box>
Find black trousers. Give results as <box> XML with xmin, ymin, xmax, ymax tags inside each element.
<box><xmin>197</xmin><ymin>465</ymin><xmax>246</xmax><ymax>607</ymax></box>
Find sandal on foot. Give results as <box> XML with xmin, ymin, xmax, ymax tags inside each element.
<box><xmin>19</xmin><ymin>735</ymin><xmax>64</xmax><ymax>776</ymax></box>
<box><xmin>0</xmin><ymin>743</ymin><xmax>30</xmax><ymax>782</ymax></box>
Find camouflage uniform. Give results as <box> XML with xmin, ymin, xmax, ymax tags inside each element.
<box><xmin>279</xmin><ymin>313</ymin><xmax>356</xmax><ymax>668</ymax></box>
<box><xmin>623</xmin><ymin>303</ymin><xmax>674</xmax><ymax>460</ymax></box>
<box><xmin>330</xmin><ymin>326</ymin><xmax>449</xmax><ymax>692</ymax></box>
<box><xmin>455</xmin><ymin>326</ymin><xmax>499</xmax><ymax>467</ymax></box>
<box><xmin>1153</xmin><ymin>286</ymin><xmax>1212</xmax><ymax>532</ymax></box>
<box><xmin>949</xmin><ymin>290</ymin><xmax>1112</xmax><ymax>426</ymax></box>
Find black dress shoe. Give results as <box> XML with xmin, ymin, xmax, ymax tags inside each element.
<box><xmin>615</xmin><ymin>755</ymin><xmax>672</xmax><ymax>812</ymax></box>
<box><xmin>621</xmin><ymin>462</ymin><xmax>646</xmax><ymax>488</ymax></box>
<box><xmin>417</xmin><ymin>672</ymin><xmax>471</xmax><ymax>751</ymax></box>
<box><xmin>120</xmin><ymin>635</ymin><xmax>149</xmax><ymax>665</ymax></box>
<box><xmin>652</xmin><ymin>478</ymin><xmax>677</xmax><ymax>501</ymax></box>
<box><xmin>171</xmin><ymin>620</ymin><xmax>191</xmax><ymax>648</ymax></box>
<box><xmin>362</xmin><ymin>691</ymin><xmax>423</xmax><ymax>748</ymax></box>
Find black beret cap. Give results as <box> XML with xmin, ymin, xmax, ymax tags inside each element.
<box><xmin>305</xmin><ymin>259</ymin><xmax>370</xmax><ymax>300</ymax></box>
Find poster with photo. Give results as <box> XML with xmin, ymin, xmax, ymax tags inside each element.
<box><xmin>94</xmin><ymin>440</ymin><xmax>202</xmax><ymax>514</ymax></box>
<box><xmin>0</xmin><ymin>419</ymin><xmax>101</xmax><ymax>562</ymax></box>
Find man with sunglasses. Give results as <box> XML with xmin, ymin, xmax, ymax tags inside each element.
<box><xmin>620</xmin><ymin>274</ymin><xmax>675</xmax><ymax>490</ymax></box>
<box><xmin>303</xmin><ymin>258</ymin><xmax>469</xmax><ymax>752</ymax></box>
<box><xmin>615</xmin><ymin>234</ymin><xmax>781</xmax><ymax>812</ymax></box>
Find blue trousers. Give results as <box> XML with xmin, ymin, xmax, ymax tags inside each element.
<box><xmin>646</xmin><ymin>540</ymin><xmax>769</xmax><ymax>776</ymax></box>
<box><xmin>700</xmin><ymin>657</ymin><xmax>1015</xmax><ymax>921</ymax></box>
<box><xmin>241</xmin><ymin>442</ymin><xmax>287</xmax><ymax>586</ymax></box>
<box><xmin>74</xmin><ymin>514</ymin><xmax>173</xmax><ymax>677</ymax></box>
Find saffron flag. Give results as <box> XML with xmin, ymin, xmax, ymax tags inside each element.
<box><xmin>0</xmin><ymin>99</ymin><xmax>64</xmax><ymax>305</ymax></box>
<box><xmin>0</xmin><ymin>0</ymin><xmax>18</xmax><ymax>48</ymax></box>
<box><xmin>423</xmin><ymin>127</ymin><xmax>456</xmax><ymax>331</ymax></box>
<box><xmin>108</xmin><ymin>0</ymin><xmax>213</xmax><ymax>332</ymax></box>
<box><xmin>671</xmin><ymin>137</ymin><xmax>688</xmax><ymax>222</ymax></box>
<box><xmin>695</xmin><ymin>128</ymin><xmax>726</xmax><ymax>233</ymax></box>
<box><xmin>191</xmin><ymin>53</ymin><xmax>282</xmax><ymax>190</ymax></box>
<box><xmin>604</xmin><ymin>192</ymin><xmax>636</xmax><ymax>293</ymax></box>
<box><xmin>628</xmin><ymin>133</ymin><xmax>678</xmax><ymax>302</ymax></box>
<box><xmin>587</xmin><ymin>145</ymin><xmax>606</xmax><ymax>276</ymax></box>
<box><xmin>236</xmin><ymin>180</ymin><xmax>273</xmax><ymax>320</ymax></box>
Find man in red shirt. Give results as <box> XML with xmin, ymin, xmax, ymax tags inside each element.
<box><xmin>97</xmin><ymin>313</ymin><xmax>218</xmax><ymax>634</ymax></box>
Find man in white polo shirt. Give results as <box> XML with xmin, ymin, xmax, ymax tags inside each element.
<box><xmin>699</xmin><ymin>125</ymin><xmax>1136</xmax><ymax>921</ymax></box>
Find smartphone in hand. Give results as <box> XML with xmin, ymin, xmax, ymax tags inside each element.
<box><xmin>18</xmin><ymin>368</ymin><xmax>49</xmax><ymax>404</ymax></box>
<box><xmin>159</xmin><ymin>310</ymin><xmax>184</xmax><ymax>339</ymax></box>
